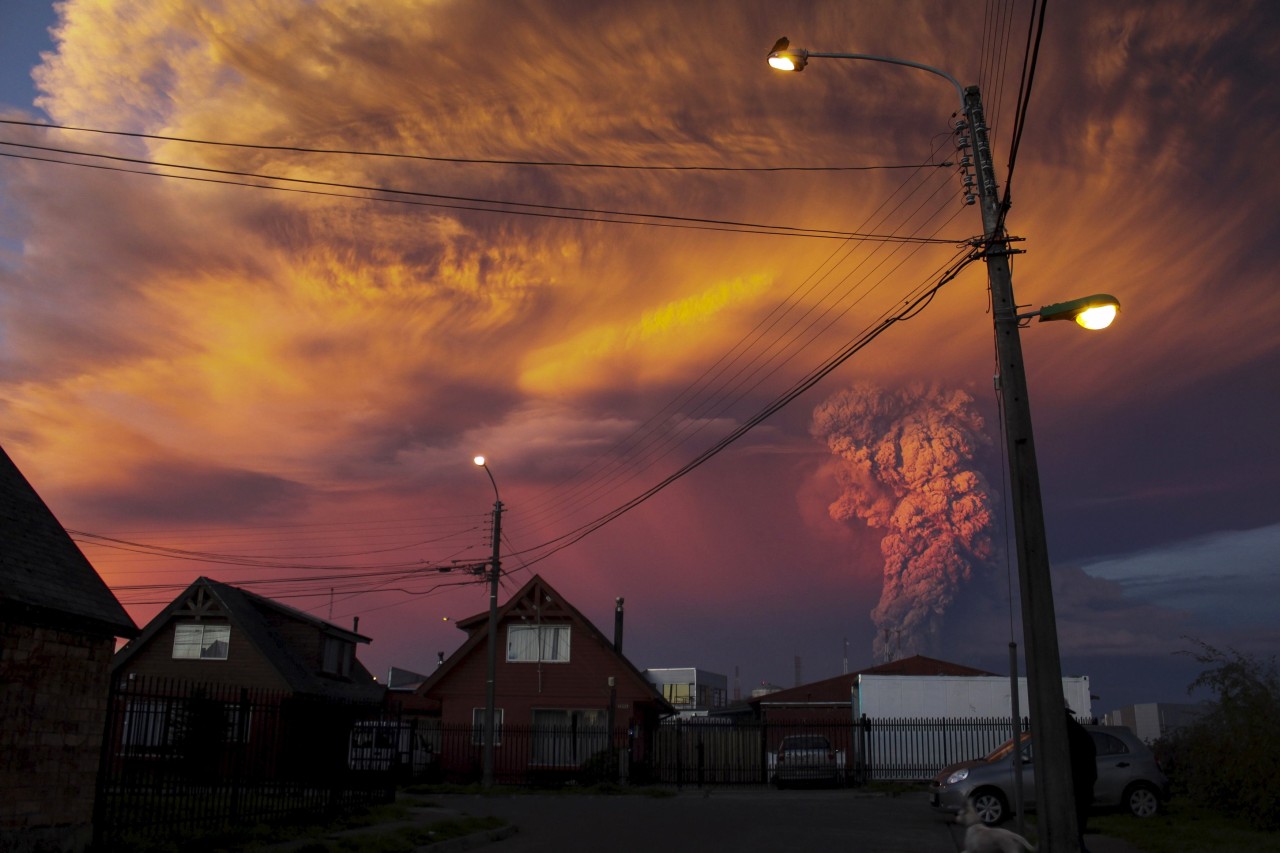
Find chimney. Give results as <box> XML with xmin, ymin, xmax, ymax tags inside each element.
<box><xmin>613</xmin><ymin>597</ymin><xmax>625</xmax><ymax>653</ymax></box>
<box><xmin>353</xmin><ymin>616</ymin><xmax>359</xmax><ymax>633</ymax></box>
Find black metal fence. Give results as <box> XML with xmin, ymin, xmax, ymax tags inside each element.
<box><xmin>411</xmin><ymin>715</ymin><xmax>1032</xmax><ymax>788</ymax></box>
<box><xmin>94</xmin><ymin>676</ymin><xmax>396</xmax><ymax>850</ymax></box>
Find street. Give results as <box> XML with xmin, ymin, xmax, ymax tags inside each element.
<box><xmin>430</xmin><ymin>789</ymin><xmax>961</xmax><ymax>853</ymax></box>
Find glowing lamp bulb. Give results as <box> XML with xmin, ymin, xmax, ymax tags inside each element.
<box><xmin>769</xmin><ymin>54</ymin><xmax>798</xmax><ymax>71</ymax></box>
<box><xmin>474</xmin><ymin>455</ymin><xmax>486</xmax><ymax>467</ymax></box>
<box><xmin>1074</xmin><ymin>304</ymin><xmax>1118</xmax><ymax>330</ymax></box>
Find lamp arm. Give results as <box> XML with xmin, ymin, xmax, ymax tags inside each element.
<box><xmin>804</xmin><ymin>51</ymin><xmax>966</xmax><ymax>108</ymax></box>
<box><xmin>481</xmin><ymin>464</ymin><xmax>500</xmax><ymax>502</ymax></box>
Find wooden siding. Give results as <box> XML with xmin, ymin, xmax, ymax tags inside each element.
<box><xmin>115</xmin><ymin>618</ymin><xmax>291</xmax><ymax>693</ymax></box>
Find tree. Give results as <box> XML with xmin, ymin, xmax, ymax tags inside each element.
<box><xmin>1168</xmin><ymin>639</ymin><xmax>1280</xmax><ymax>829</ymax></box>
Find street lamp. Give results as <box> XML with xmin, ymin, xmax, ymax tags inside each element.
<box><xmin>473</xmin><ymin>455</ymin><xmax>503</xmax><ymax>788</ymax></box>
<box><xmin>769</xmin><ymin>39</ymin><xmax>1106</xmax><ymax>852</ymax></box>
<box><xmin>1021</xmin><ymin>294</ymin><xmax>1120</xmax><ymax>330</ymax></box>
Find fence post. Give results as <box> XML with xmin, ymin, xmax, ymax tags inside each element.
<box><xmin>759</xmin><ymin>718</ymin><xmax>769</xmax><ymax>786</ymax></box>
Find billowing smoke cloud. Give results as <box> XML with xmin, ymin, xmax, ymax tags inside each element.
<box><xmin>812</xmin><ymin>382</ymin><xmax>997</xmax><ymax>662</ymax></box>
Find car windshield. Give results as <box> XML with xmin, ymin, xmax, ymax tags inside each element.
<box><xmin>782</xmin><ymin>736</ymin><xmax>829</xmax><ymax>750</ymax></box>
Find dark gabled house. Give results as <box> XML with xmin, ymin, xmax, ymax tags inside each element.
<box><xmin>408</xmin><ymin>574</ymin><xmax>672</xmax><ymax>783</ymax></box>
<box><xmin>0</xmin><ymin>443</ymin><xmax>139</xmax><ymax>852</ymax></box>
<box><xmin>113</xmin><ymin>576</ymin><xmax>383</xmax><ymax>705</ymax></box>
<box><xmin>103</xmin><ymin>578</ymin><xmax>386</xmax><ymax>790</ymax></box>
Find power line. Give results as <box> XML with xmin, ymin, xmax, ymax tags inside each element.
<box><xmin>0</xmin><ymin>143</ymin><xmax>957</xmax><ymax>244</ymax></box>
<box><xmin>0</xmin><ymin>117</ymin><xmax>954</xmax><ymax>173</ymax></box>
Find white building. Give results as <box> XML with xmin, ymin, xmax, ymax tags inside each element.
<box><xmin>643</xmin><ymin>667</ymin><xmax>728</xmax><ymax>717</ymax></box>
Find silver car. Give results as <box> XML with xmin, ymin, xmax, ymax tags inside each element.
<box><xmin>930</xmin><ymin>725</ymin><xmax>1169</xmax><ymax>825</ymax></box>
<box><xmin>773</xmin><ymin>734</ymin><xmax>842</xmax><ymax>788</ymax></box>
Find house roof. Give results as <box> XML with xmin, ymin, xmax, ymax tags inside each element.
<box><xmin>749</xmin><ymin>654</ymin><xmax>998</xmax><ymax>707</ymax></box>
<box><xmin>0</xmin><ymin>443</ymin><xmax>137</xmax><ymax>638</ymax></box>
<box><xmin>114</xmin><ymin>576</ymin><xmax>382</xmax><ymax>702</ymax></box>
<box><xmin>418</xmin><ymin>573</ymin><xmax>673</xmax><ymax>713</ymax></box>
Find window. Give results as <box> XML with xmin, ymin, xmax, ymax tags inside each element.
<box><xmin>322</xmin><ymin>636</ymin><xmax>354</xmax><ymax>676</ymax></box>
<box><xmin>172</xmin><ymin>623</ymin><xmax>231</xmax><ymax>660</ymax></box>
<box><xmin>507</xmin><ymin>624</ymin><xmax>570</xmax><ymax>662</ymax></box>
<box><xmin>663</xmin><ymin>683</ymin><xmax>693</xmax><ymax>705</ymax></box>
<box><xmin>122</xmin><ymin>699</ymin><xmax>173</xmax><ymax>750</ymax></box>
<box><xmin>531</xmin><ymin>709</ymin><xmax>607</xmax><ymax>766</ymax></box>
<box><xmin>1091</xmin><ymin>732</ymin><xmax>1130</xmax><ymax>756</ymax></box>
<box><xmin>471</xmin><ymin>707</ymin><xmax>504</xmax><ymax>746</ymax></box>
<box><xmin>120</xmin><ymin>698</ymin><xmax>248</xmax><ymax>749</ymax></box>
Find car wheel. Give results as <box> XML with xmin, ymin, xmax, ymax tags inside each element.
<box><xmin>971</xmin><ymin>789</ymin><xmax>1009</xmax><ymax>825</ymax></box>
<box><xmin>1125</xmin><ymin>783</ymin><xmax>1160</xmax><ymax>818</ymax></box>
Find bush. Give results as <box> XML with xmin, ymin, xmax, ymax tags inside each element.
<box><xmin>1162</xmin><ymin>641</ymin><xmax>1280</xmax><ymax>830</ymax></box>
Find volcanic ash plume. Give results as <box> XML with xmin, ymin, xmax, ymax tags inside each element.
<box><xmin>811</xmin><ymin>382</ymin><xmax>996</xmax><ymax>661</ymax></box>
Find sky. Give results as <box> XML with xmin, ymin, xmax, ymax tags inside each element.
<box><xmin>1</xmin><ymin>0</ymin><xmax>1277</xmax><ymax>715</ymax></box>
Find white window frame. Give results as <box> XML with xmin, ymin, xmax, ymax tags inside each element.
<box><xmin>172</xmin><ymin>623</ymin><xmax>231</xmax><ymax>660</ymax></box>
<box><xmin>471</xmin><ymin>707</ymin><xmax>504</xmax><ymax>746</ymax></box>
<box><xmin>506</xmin><ymin>624</ymin><xmax>570</xmax><ymax>663</ymax></box>
<box><xmin>530</xmin><ymin>709</ymin><xmax>608</xmax><ymax>766</ymax></box>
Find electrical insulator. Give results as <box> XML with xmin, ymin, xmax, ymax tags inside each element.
<box><xmin>955</xmin><ymin>136</ymin><xmax>970</xmax><ymax>149</ymax></box>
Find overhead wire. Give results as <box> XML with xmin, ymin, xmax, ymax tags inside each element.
<box><xmin>0</xmin><ymin>117</ymin><xmax>948</xmax><ymax>173</ymax></box>
<box><xmin>0</xmin><ymin>136</ymin><xmax>960</xmax><ymax>244</ymax></box>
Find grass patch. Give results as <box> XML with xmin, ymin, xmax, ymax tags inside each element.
<box><xmin>1089</xmin><ymin>798</ymin><xmax>1280</xmax><ymax>853</ymax></box>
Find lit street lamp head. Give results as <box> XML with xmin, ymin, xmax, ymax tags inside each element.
<box><xmin>1031</xmin><ymin>294</ymin><xmax>1121</xmax><ymax>330</ymax></box>
<box><xmin>767</xmin><ymin>36</ymin><xmax>808</xmax><ymax>71</ymax></box>
<box><xmin>473</xmin><ymin>455</ymin><xmax>486</xmax><ymax>467</ymax></box>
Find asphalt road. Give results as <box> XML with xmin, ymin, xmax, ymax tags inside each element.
<box><xmin>430</xmin><ymin>789</ymin><xmax>963</xmax><ymax>853</ymax></box>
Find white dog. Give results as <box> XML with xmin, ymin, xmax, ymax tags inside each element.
<box><xmin>956</xmin><ymin>801</ymin><xmax>1036</xmax><ymax>853</ymax></box>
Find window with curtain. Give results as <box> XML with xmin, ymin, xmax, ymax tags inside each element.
<box><xmin>506</xmin><ymin>624</ymin><xmax>570</xmax><ymax>662</ymax></box>
<box><xmin>172</xmin><ymin>623</ymin><xmax>231</xmax><ymax>660</ymax></box>
<box><xmin>471</xmin><ymin>707</ymin><xmax>504</xmax><ymax>746</ymax></box>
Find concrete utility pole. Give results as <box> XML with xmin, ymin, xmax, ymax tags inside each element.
<box><xmin>475</xmin><ymin>458</ymin><xmax>503</xmax><ymax>789</ymax></box>
<box><xmin>963</xmin><ymin>85</ymin><xmax>1078</xmax><ymax>851</ymax></box>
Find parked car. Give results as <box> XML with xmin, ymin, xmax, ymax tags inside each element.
<box><xmin>773</xmin><ymin>734</ymin><xmax>843</xmax><ymax>788</ymax></box>
<box><xmin>931</xmin><ymin>725</ymin><xmax>1168</xmax><ymax>825</ymax></box>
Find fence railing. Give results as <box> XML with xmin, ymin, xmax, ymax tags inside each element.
<box><xmin>411</xmin><ymin>715</ymin><xmax>1032</xmax><ymax>788</ymax></box>
<box><xmin>94</xmin><ymin>676</ymin><xmax>396</xmax><ymax>850</ymax></box>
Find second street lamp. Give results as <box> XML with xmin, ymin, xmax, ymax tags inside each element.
<box><xmin>768</xmin><ymin>39</ymin><xmax>1099</xmax><ymax>853</ymax></box>
<box><xmin>473</xmin><ymin>455</ymin><xmax>503</xmax><ymax>788</ymax></box>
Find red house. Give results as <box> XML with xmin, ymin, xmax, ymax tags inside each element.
<box><xmin>408</xmin><ymin>574</ymin><xmax>672</xmax><ymax>784</ymax></box>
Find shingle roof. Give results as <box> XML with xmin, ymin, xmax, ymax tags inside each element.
<box><xmin>0</xmin><ymin>443</ymin><xmax>137</xmax><ymax>638</ymax></box>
